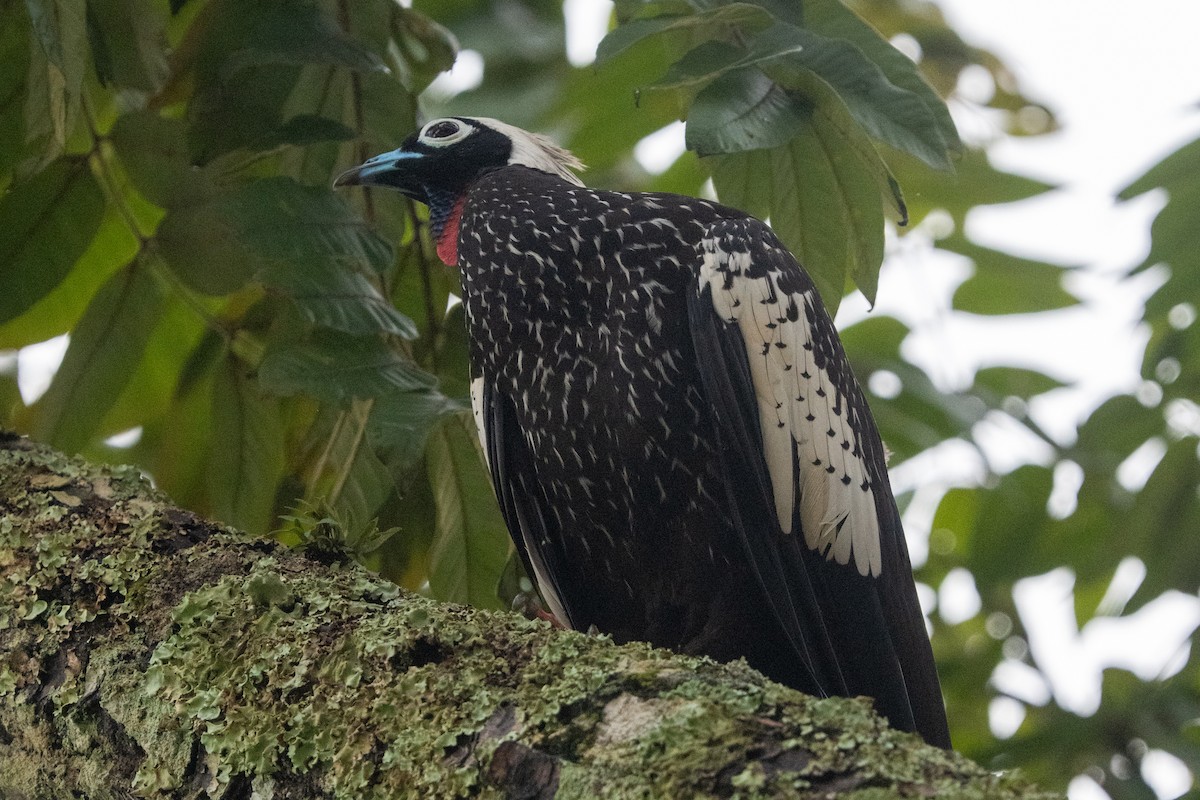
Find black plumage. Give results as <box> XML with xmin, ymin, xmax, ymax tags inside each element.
<box><xmin>337</xmin><ymin>117</ymin><xmax>951</xmax><ymax>748</ymax></box>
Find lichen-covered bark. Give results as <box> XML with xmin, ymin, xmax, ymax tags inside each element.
<box><xmin>0</xmin><ymin>433</ymin><xmax>1053</xmax><ymax>799</ymax></box>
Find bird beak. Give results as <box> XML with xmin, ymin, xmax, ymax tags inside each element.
<box><xmin>334</xmin><ymin>149</ymin><xmax>426</xmax><ymax>200</ymax></box>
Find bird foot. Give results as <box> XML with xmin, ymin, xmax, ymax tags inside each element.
<box><xmin>511</xmin><ymin>591</ymin><xmax>567</xmax><ymax>629</ymax></box>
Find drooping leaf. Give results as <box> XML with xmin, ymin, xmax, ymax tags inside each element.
<box><xmin>947</xmin><ymin>235</ymin><xmax>1079</xmax><ymax>315</ymax></box>
<box><xmin>433</xmin><ymin>303</ymin><xmax>471</xmax><ymax>399</ymax></box>
<box><xmin>110</xmin><ymin>110</ymin><xmax>204</xmax><ymax>207</ymax></box>
<box><xmin>261</xmin><ymin>265</ymin><xmax>416</xmax><ymax>338</ymax></box>
<box><xmin>258</xmin><ymin>331</ymin><xmax>436</xmax><ymax>404</ymax></box>
<box><xmin>0</xmin><ymin>157</ymin><xmax>104</xmax><ymax>324</ymax></box>
<box><xmin>425</xmin><ymin>412</ymin><xmax>511</xmax><ymax>610</ymax></box>
<box><xmin>0</xmin><ymin>12</ymin><xmax>32</xmax><ymax>178</ymax></box>
<box><xmin>965</xmin><ymin>464</ymin><xmax>1054</xmax><ymax>588</ymax></box>
<box><xmin>85</xmin><ymin>0</ymin><xmax>169</xmax><ymax>92</ymax></box>
<box><xmin>0</xmin><ymin>205</ymin><xmax>136</xmax><ymax>349</ymax></box>
<box><xmin>208</xmin><ymin>354</ymin><xmax>286</xmax><ymax>536</ymax></box>
<box><xmin>389</xmin><ymin>241</ymin><xmax>459</xmax><ymax>343</ymax></box>
<box><xmin>223</xmin><ymin>0</ymin><xmax>388</xmax><ymax>76</ymax></box>
<box><xmin>101</xmin><ymin>291</ymin><xmax>208</xmax><ymax>438</ymax></box>
<box><xmin>1123</xmin><ymin>436</ymin><xmax>1200</xmax><ymax>609</ymax></box>
<box><xmin>297</xmin><ymin>401</ymin><xmax>396</xmax><ymax>540</ymax></box>
<box><xmin>0</xmin><ymin>365</ymin><xmax>22</xmax><ymax>428</ymax></box>
<box><xmin>32</xmin><ymin>259</ymin><xmax>166</xmax><ymax>453</ymax></box>
<box><xmin>802</xmin><ymin>0</ymin><xmax>961</xmax><ymax>162</ymax></box>
<box><xmin>255</xmin><ymin>114</ymin><xmax>356</xmax><ymax>149</ymax></box>
<box><xmin>973</xmin><ymin>366</ymin><xmax>1067</xmax><ymax>400</ymax></box>
<box><xmin>22</xmin><ymin>0</ymin><xmax>87</xmax><ymax>159</ymax></box>
<box><xmin>710</xmin><ymin>71</ymin><xmax>896</xmax><ymax>310</ymax></box>
<box><xmin>758</xmin><ymin>24</ymin><xmax>953</xmax><ymax>170</ymax></box>
<box><xmin>227</xmin><ymin>177</ymin><xmax>395</xmax><ymax>273</ymax></box>
<box><xmin>685</xmin><ymin>65</ymin><xmax>809</xmax><ymax>155</ymax></box>
<box><xmin>840</xmin><ymin>315</ymin><xmax>988</xmax><ymax>462</ymax></box>
<box><xmin>157</xmin><ymin>177</ymin><xmax>412</xmax><ymax>336</ymax></box>
<box><xmin>369</xmin><ymin>388</ymin><xmax>463</xmax><ymax>471</ymax></box>
<box><xmin>391</xmin><ymin>6</ymin><xmax>459</xmax><ymax>93</ymax></box>
<box><xmin>596</xmin><ymin>4</ymin><xmax>773</xmax><ymax>66</ymax></box>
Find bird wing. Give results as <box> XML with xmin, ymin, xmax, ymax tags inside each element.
<box><xmin>471</xmin><ymin>375</ymin><xmax>575</xmax><ymax>627</ymax></box>
<box><xmin>688</xmin><ymin>217</ymin><xmax>950</xmax><ymax>747</ymax></box>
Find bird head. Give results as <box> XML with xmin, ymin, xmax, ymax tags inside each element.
<box><xmin>333</xmin><ymin>116</ymin><xmax>584</xmax><ymax>204</ymax></box>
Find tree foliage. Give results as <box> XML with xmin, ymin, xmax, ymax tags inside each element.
<box><xmin>0</xmin><ymin>0</ymin><xmax>1196</xmax><ymax>797</ymax></box>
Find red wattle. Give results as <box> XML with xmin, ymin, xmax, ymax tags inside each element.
<box><xmin>436</xmin><ymin>197</ymin><xmax>466</xmax><ymax>266</ymax></box>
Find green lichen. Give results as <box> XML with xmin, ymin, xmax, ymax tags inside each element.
<box><xmin>0</xmin><ymin>436</ymin><xmax>1056</xmax><ymax>799</ymax></box>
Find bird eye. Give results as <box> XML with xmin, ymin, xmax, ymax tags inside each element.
<box><xmin>419</xmin><ymin>119</ymin><xmax>473</xmax><ymax>146</ymax></box>
<box><xmin>426</xmin><ymin>121</ymin><xmax>460</xmax><ymax>139</ymax></box>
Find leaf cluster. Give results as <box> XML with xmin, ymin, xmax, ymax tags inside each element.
<box><xmin>0</xmin><ymin>0</ymin><xmax>511</xmax><ymax>610</ymax></box>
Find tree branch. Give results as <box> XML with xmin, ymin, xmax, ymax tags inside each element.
<box><xmin>0</xmin><ymin>433</ymin><xmax>1050</xmax><ymax>799</ymax></box>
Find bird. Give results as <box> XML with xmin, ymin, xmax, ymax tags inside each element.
<box><xmin>335</xmin><ymin>116</ymin><xmax>951</xmax><ymax>748</ymax></box>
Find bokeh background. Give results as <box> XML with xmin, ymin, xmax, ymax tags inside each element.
<box><xmin>1</xmin><ymin>1</ymin><xmax>1197</xmax><ymax>796</ymax></box>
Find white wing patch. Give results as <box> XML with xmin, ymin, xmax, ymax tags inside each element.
<box><xmin>470</xmin><ymin>376</ymin><xmax>489</xmax><ymax>471</ymax></box>
<box><xmin>699</xmin><ymin>236</ymin><xmax>883</xmax><ymax>577</ymax></box>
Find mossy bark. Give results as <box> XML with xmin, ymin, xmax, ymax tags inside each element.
<box><xmin>0</xmin><ymin>433</ymin><xmax>1054</xmax><ymax>799</ymax></box>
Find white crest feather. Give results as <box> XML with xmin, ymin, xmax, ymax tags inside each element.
<box><xmin>472</xmin><ymin>117</ymin><xmax>585</xmax><ymax>186</ymax></box>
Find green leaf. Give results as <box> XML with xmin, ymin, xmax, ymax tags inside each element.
<box><xmin>0</xmin><ymin>204</ymin><xmax>135</xmax><ymax>349</ymax></box>
<box><xmin>23</xmin><ymin>0</ymin><xmax>87</xmax><ymax>158</ymax></box>
<box><xmin>110</xmin><ymin>110</ymin><xmax>203</xmax><ymax>207</ymax></box>
<box><xmin>154</xmin><ymin>194</ymin><xmax>260</xmax><ymax>296</ymax></box>
<box><xmin>433</xmin><ymin>304</ymin><xmax>471</xmax><ymax>399</ymax></box>
<box><xmin>85</xmin><ymin>0</ymin><xmax>169</xmax><ymax>92</ymax></box>
<box><xmin>261</xmin><ymin>265</ymin><xmax>416</xmax><ymax>338</ymax></box>
<box><xmin>297</xmin><ymin>401</ymin><xmax>396</xmax><ymax>541</ymax></box>
<box><xmin>158</xmin><ymin>178</ymin><xmax>412</xmax><ymax>336</ymax></box>
<box><xmin>928</xmin><ymin>486</ymin><xmax>978</xmax><ymax>565</ymax></box>
<box><xmin>966</xmin><ymin>464</ymin><xmax>1054</xmax><ymax>588</ymax></box>
<box><xmin>840</xmin><ymin>316</ymin><xmax>988</xmax><ymax>462</ymax></box>
<box><xmin>389</xmin><ymin>241</ymin><xmax>459</xmax><ymax>342</ymax></box>
<box><xmin>369</xmin><ymin>389</ymin><xmax>462</xmax><ymax>471</ymax></box>
<box><xmin>0</xmin><ymin>12</ymin><xmax>33</xmax><ymax>178</ymax></box>
<box><xmin>256</xmin><ymin>114</ymin><xmax>356</xmax><ymax>149</ymax></box>
<box><xmin>947</xmin><ymin>235</ymin><xmax>1079</xmax><ymax>315</ymax></box>
<box><xmin>0</xmin><ymin>157</ymin><xmax>105</xmax><ymax>324</ymax></box>
<box><xmin>258</xmin><ymin>332</ymin><xmax>437</xmax><ymax>404</ymax></box>
<box><xmin>224</xmin><ymin>1</ymin><xmax>388</xmax><ymax>76</ymax></box>
<box><xmin>1073</xmin><ymin>395</ymin><xmax>1165</xmax><ymax>468</ymax></box>
<box><xmin>973</xmin><ymin>366</ymin><xmax>1067</xmax><ymax>400</ymax></box>
<box><xmin>635</xmin><ymin>12</ymin><xmax>954</xmax><ymax>172</ymax></box>
<box><xmin>596</xmin><ymin>4</ymin><xmax>773</xmax><ymax>65</ymax></box>
<box><xmin>391</xmin><ymin>6</ymin><xmax>459</xmax><ymax>93</ymax></box>
<box><xmin>425</xmin><ymin>413</ymin><xmax>511</xmax><ymax>610</ymax></box>
<box><xmin>32</xmin><ymin>259</ymin><xmax>166</xmax><ymax>453</ymax></box>
<box><xmin>208</xmin><ymin>354</ymin><xmax>286</xmax><ymax>536</ymax></box>
<box><xmin>0</xmin><ymin>366</ymin><xmax>21</xmax><ymax>428</ymax></box>
<box><xmin>802</xmin><ymin>0</ymin><xmax>961</xmax><ymax>161</ymax></box>
<box><xmin>101</xmin><ymin>292</ymin><xmax>208</xmax><ymax>438</ymax></box>
<box><xmin>208</xmin><ymin>177</ymin><xmax>393</xmax><ymax>274</ymax></box>
<box><xmin>1123</xmin><ymin>436</ymin><xmax>1200</xmax><ymax>608</ymax></box>
<box><xmin>710</xmin><ymin>71</ymin><xmax>897</xmax><ymax>310</ymax></box>
<box><xmin>685</xmin><ymin>66</ymin><xmax>809</xmax><ymax>155</ymax></box>
<box><xmin>757</xmin><ymin>23</ymin><xmax>953</xmax><ymax>170</ymax></box>
<box><xmin>890</xmin><ymin>147</ymin><xmax>1054</xmax><ymax>228</ymax></box>
<box><xmin>1118</xmin><ymin>135</ymin><xmax>1200</xmax><ymax>199</ymax></box>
